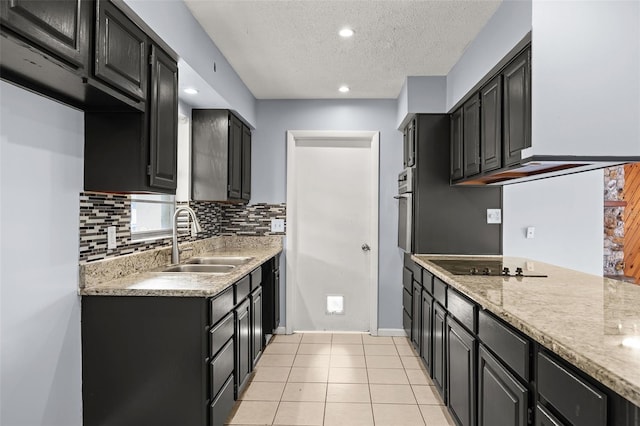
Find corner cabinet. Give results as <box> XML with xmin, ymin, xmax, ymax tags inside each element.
<box><xmin>192</xmin><ymin>109</ymin><xmax>252</xmax><ymax>203</ymax></box>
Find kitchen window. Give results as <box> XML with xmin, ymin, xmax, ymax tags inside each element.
<box><xmin>130</xmin><ymin>194</ymin><xmax>175</xmax><ymax>241</ymax></box>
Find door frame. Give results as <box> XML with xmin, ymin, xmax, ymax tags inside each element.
<box><xmin>285</xmin><ymin>130</ymin><xmax>380</xmax><ymax>335</ymax></box>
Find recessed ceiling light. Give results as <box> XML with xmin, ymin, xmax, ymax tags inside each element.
<box><xmin>339</xmin><ymin>28</ymin><xmax>354</xmax><ymax>38</ymax></box>
<box><xmin>183</xmin><ymin>88</ymin><xmax>199</xmax><ymax>95</ymax></box>
<box><xmin>338</xmin><ymin>85</ymin><xmax>350</xmax><ymax>93</ymax></box>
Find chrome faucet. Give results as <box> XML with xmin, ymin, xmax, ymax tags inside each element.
<box><xmin>172</xmin><ymin>206</ymin><xmax>202</xmax><ymax>264</ymax></box>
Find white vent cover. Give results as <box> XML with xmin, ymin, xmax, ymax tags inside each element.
<box><xmin>326</xmin><ymin>295</ymin><xmax>344</xmax><ymax>315</ymax></box>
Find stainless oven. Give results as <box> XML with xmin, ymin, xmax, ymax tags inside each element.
<box><xmin>396</xmin><ymin>168</ymin><xmax>414</xmax><ymax>252</ymax></box>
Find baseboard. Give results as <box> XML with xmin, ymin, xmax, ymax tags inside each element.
<box><xmin>376</xmin><ymin>328</ymin><xmax>408</xmax><ymax>337</ymax></box>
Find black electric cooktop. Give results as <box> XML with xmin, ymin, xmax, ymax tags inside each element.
<box><xmin>428</xmin><ymin>259</ymin><xmax>547</xmax><ymax>278</ymax></box>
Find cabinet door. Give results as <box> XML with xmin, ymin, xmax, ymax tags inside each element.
<box><xmin>95</xmin><ymin>0</ymin><xmax>147</xmax><ymax>101</ymax></box>
<box><xmin>447</xmin><ymin>316</ymin><xmax>476</xmax><ymax>426</ymax></box>
<box><xmin>411</xmin><ymin>280</ymin><xmax>421</xmax><ymax>352</ymax></box>
<box><xmin>478</xmin><ymin>345</ymin><xmax>528</xmax><ymax>426</ymax></box>
<box><xmin>480</xmin><ymin>75</ymin><xmax>502</xmax><ymax>173</ymax></box>
<box><xmin>421</xmin><ymin>291</ymin><xmax>433</xmax><ymax>374</ymax></box>
<box><xmin>235</xmin><ymin>299</ymin><xmax>251</xmax><ymax>397</ymax></box>
<box><xmin>228</xmin><ymin>114</ymin><xmax>243</xmax><ymax>199</ymax></box>
<box><xmin>251</xmin><ymin>286</ymin><xmax>263</xmax><ymax>368</ymax></box>
<box><xmin>406</xmin><ymin>118</ymin><xmax>416</xmax><ymax>167</ymax></box>
<box><xmin>463</xmin><ymin>94</ymin><xmax>481</xmax><ymax>177</ymax></box>
<box><xmin>0</xmin><ymin>0</ymin><xmax>89</xmax><ymax>69</ymax></box>
<box><xmin>450</xmin><ymin>107</ymin><xmax>464</xmax><ymax>181</ymax></box>
<box><xmin>503</xmin><ymin>49</ymin><xmax>531</xmax><ymax>167</ymax></box>
<box><xmin>433</xmin><ymin>302</ymin><xmax>447</xmax><ymax>402</ymax></box>
<box><xmin>535</xmin><ymin>404</ymin><xmax>564</xmax><ymax>426</ymax></box>
<box><xmin>241</xmin><ymin>124</ymin><xmax>251</xmax><ymax>201</ymax></box>
<box><xmin>148</xmin><ymin>45</ymin><xmax>178</xmax><ymax>190</ymax></box>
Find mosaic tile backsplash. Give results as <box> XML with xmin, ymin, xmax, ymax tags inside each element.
<box><xmin>79</xmin><ymin>192</ymin><xmax>286</xmax><ymax>262</ymax></box>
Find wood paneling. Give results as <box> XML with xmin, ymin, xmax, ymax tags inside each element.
<box><xmin>624</xmin><ymin>163</ymin><xmax>640</xmax><ymax>283</ymax></box>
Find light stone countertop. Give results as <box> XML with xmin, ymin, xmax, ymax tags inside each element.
<box><xmin>412</xmin><ymin>254</ymin><xmax>640</xmax><ymax>407</ymax></box>
<box><xmin>80</xmin><ymin>236</ymin><xmax>282</xmax><ymax>298</ymax></box>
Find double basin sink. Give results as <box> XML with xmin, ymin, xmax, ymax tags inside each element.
<box><xmin>162</xmin><ymin>256</ymin><xmax>253</xmax><ymax>275</ymax></box>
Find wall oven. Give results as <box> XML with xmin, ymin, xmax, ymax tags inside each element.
<box><xmin>396</xmin><ymin>167</ymin><xmax>414</xmax><ymax>252</ymax></box>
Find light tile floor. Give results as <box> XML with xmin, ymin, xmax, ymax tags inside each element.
<box><xmin>225</xmin><ymin>333</ymin><xmax>455</xmax><ymax>426</ymax></box>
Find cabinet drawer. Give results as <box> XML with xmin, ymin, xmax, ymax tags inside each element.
<box><xmin>535</xmin><ymin>404</ymin><xmax>564</xmax><ymax>426</ymax></box>
<box><xmin>211</xmin><ymin>338</ymin><xmax>234</xmax><ymax>399</ymax></box>
<box><xmin>447</xmin><ymin>288</ymin><xmax>476</xmax><ymax>333</ymax></box>
<box><xmin>433</xmin><ymin>277</ymin><xmax>447</xmax><ymax>307</ymax></box>
<box><xmin>235</xmin><ymin>275</ymin><xmax>251</xmax><ymax>303</ymax></box>
<box><xmin>404</xmin><ymin>253</ymin><xmax>413</xmax><ymax>269</ymax></box>
<box><xmin>403</xmin><ymin>267</ymin><xmax>413</xmax><ymax>292</ymax></box>
<box><xmin>478</xmin><ymin>310</ymin><xmax>530</xmax><ymax>381</ymax></box>
<box><xmin>403</xmin><ymin>288</ymin><xmax>412</xmax><ymax>313</ymax></box>
<box><xmin>537</xmin><ymin>351</ymin><xmax>606</xmax><ymax>426</ymax></box>
<box><xmin>211</xmin><ymin>312</ymin><xmax>234</xmax><ymax>357</ymax></box>
<box><xmin>211</xmin><ymin>286</ymin><xmax>234</xmax><ymax>326</ymax></box>
<box><xmin>210</xmin><ymin>374</ymin><xmax>235</xmax><ymax>426</ymax></box>
<box><xmin>411</xmin><ymin>262</ymin><xmax>422</xmax><ymax>284</ymax></box>
<box><xmin>251</xmin><ymin>267</ymin><xmax>262</xmax><ymax>290</ymax></box>
<box><xmin>422</xmin><ymin>269</ymin><xmax>434</xmax><ymax>295</ymax></box>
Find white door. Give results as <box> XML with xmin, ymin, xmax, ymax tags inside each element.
<box><xmin>286</xmin><ymin>131</ymin><xmax>379</xmax><ymax>333</ymax></box>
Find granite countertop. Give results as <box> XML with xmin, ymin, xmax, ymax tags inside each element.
<box><xmin>80</xmin><ymin>236</ymin><xmax>282</xmax><ymax>298</ymax></box>
<box><xmin>412</xmin><ymin>254</ymin><xmax>640</xmax><ymax>407</ymax></box>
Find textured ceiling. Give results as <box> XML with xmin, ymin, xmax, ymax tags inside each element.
<box><xmin>184</xmin><ymin>0</ymin><xmax>502</xmax><ymax>99</ymax></box>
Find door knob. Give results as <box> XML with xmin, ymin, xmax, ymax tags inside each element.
<box><xmin>361</xmin><ymin>243</ymin><xmax>371</xmax><ymax>251</ymax></box>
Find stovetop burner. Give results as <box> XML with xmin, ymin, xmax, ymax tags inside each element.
<box><xmin>428</xmin><ymin>259</ymin><xmax>547</xmax><ymax>278</ymax></box>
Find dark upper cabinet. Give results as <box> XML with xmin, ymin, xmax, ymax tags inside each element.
<box><xmin>148</xmin><ymin>45</ymin><xmax>178</xmax><ymax>190</ymax></box>
<box><xmin>94</xmin><ymin>0</ymin><xmax>147</xmax><ymax>102</ymax></box>
<box><xmin>503</xmin><ymin>49</ymin><xmax>531</xmax><ymax>167</ymax></box>
<box><xmin>404</xmin><ymin>117</ymin><xmax>416</xmax><ymax>168</ymax></box>
<box><xmin>0</xmin><ymin>0</ymin><xmax>89</xmax><ymax>69</ymax></box>
<box><xmin>480</xmin><ymin>75</ymin><xmax>503</xmax><ymax>172</ymax></box>
<box><xmin>228</xmin><ymin>114</ymin><xmax>243</xmax><ymax>199</ymax></box>
<box><xmin>241</xmin><ymin>124</ymin><xmax>252</xmax><ymax>201</ymax></box>
<box><xmin>433</xmin><ymin>302</ymin><xmax>447</xmax><ymax>402</ymax></box>
<box><xmin>478</xmin><ymin>344</ymin><xmax>528</xmax><ymax>426</ymax></box>
<box><xmin>450</xmin><ymin>108</ymin><xmax>464</xmax><ymax>181</ymax></box>
<box><xmin>192</xmin><ymin>109</ymin><xmax>251</xmax><ymax>202</ymax></box>
<box><xmin>84</xmin><ymin>43</ymin><xmax>177</xmax><ymax>194</ymax></box>
<box><xmin>463</xmin><ymin>94</ymin><xmax>481</xmax><ymax>178</ymax></box>
<box><xmin>447</xmin><ymin>316</ymin><xmax>477</xmax><ymax>426</ymax></box>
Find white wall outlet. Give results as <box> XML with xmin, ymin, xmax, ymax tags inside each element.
<box><xmin>487</xmin><ymin>209</ymin><xmax>502</xmax><ymax>224</ymax></box>
<box><xmin>526</xmin><ymin>226</ymin><xmax>535</xmax><ymax>239</ymax></box>
<box><xmin>271</xmin><ymin>218</ymin><xmax>285</xmax><ymax>233</ymax></box>
<box><xmin>107</xmin><ymin>226</ymin><xmax>117</xmax><ymax>250</ymax></box>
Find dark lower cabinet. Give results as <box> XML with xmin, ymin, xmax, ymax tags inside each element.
<box><xmin>447</xmin><ymin>317</ymin><xmax>477</xmax><ymax>426</ymax></box>
<box><xmin>211</xmin><ymin>376</ymin><xmax>235</xmax><ymax>426</ymax></box>
<box><xmin>262</xmin><ymin>255</ymin><xmax>280</xmax><ymax>341</ymax></box>
<box><xmin>420</xmin><ymin>290</ymin><xmax>433</xmax><ymax>374</ymax></box>
<box><xmin>412</xmin><ymin>279</ymin><xmax>422</xmax><ymax>352</ymax></box>
<box><xmin>251</xmin><ymin>286</ymin><xmax>263</xmax><ymax>368</ymax></box>
<box><xmin>433</xmin><ymin>302</ymin><xmax>447</xmax><ymax>402</ymax></box>
<box><xmin>478</xmin><ymin>344</ymin><xmax>528</xmax><ymax>426</ymax></box>
<box><xmin>235</xmin><ymin>298</ymin><xmax>251</xmax><ymax>397</ymax></box>
<box><xmin>535</xmin><ymin>404</ymin><xmax>563</xmax><ymax>426</ymax></box>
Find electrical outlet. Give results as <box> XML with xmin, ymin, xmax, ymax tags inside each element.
<box><xmin>271</xmin><ymin>219</ymin><xmax>285</xmax><ymax>233</ymax></box>
<box><xmin>487</xmin><ymin>209</ymin><xmax>502</xmax><ymax>224</ymax></box>
<box><xmin>526</xmin><ymin>226</ymin><xmax>535</xmax><ymax>239</ymax></box>
<box><xmin>107</xmin><ymin>226</ymin><xmax>117</xmax><ymax>250</ymax></box>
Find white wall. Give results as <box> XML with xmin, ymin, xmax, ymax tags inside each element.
<box><xmin>531</xmin><ymin>0</ymin><xmax>640</xmax><ymax>156</ymax></box>
<box><xmin>123</xmin><ymin>0</ymin><xmax>257</xmax><ymax>127</ymax></box>
<box><xmin>253</xmin><ymin>99</ymin><xmax>403</xmax><ymax>330</ymax></box>
<box><xmin>503</xmin><ymin>170</ymin><xmax>604</xmax><ymax>275</ymax></box>
<box><xmin>446</xmin><ymin>0</ymin><xmax>532</xmax><ymax>110</ymax></box>
<box><xmin>0</xmin><ymin>81</ymin><xmax>83</xmax><ymax>425</ymax></box>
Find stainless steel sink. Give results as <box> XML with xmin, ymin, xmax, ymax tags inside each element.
<box><xmin>186</xmin><ymin>256</ymin><xmax>253</xmax><ymax>266</ymax></box>
<box><xmin>162</xmin><ymin>264</ymin><xmax>236</xmax><ymax>274</ymax></box>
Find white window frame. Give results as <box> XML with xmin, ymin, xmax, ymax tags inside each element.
<box><xmin>130</xmin><ymin>194</ymin><xmax>176</xmax><ymax>242</ymax></box>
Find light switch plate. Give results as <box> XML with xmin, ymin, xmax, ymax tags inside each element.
<box><xmin>107</xmin><ymin>226</ymin><xmax>117</xmax><ymax>250</ymax></box>
<box><xmin>526</xmin><ymin>226</ymin><xmax>535</xmax><ymax>239</ymax></box>
<box><xmin>486</xmin><ymin>209</ymin><xmax>502</xmax><ymax>224</ymax></box>
<box><xmin>271</xmin><ymin>219</ymin><xmax>285</xmax><ymax>233</ymax></box>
